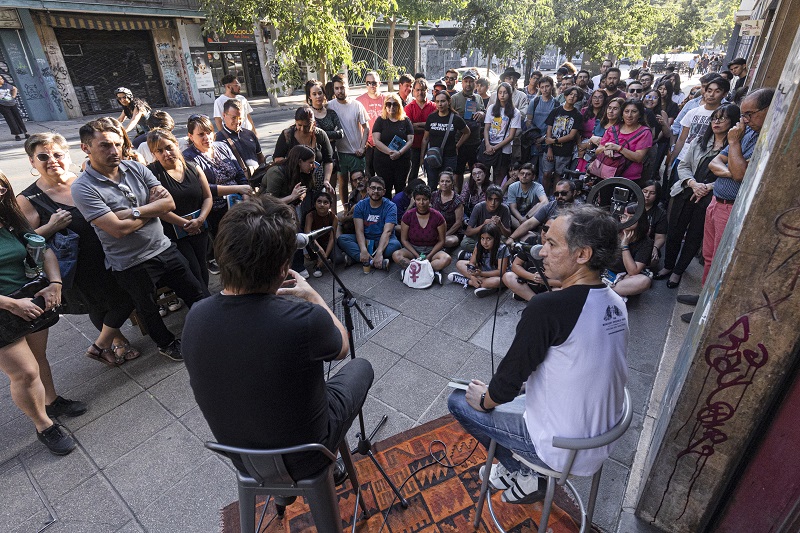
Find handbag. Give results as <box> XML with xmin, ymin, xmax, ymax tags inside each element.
<box><xmin>424</xmin><ymin>113</ymin><xmax>455</xmax><ymax>169</ymax></box>
<box><xmin>0</xmin><ymin>239</ymin><xmax>60</xmax><ymax>344</ymax></box>
<box><xmin>477</xmin><ymin>113</ymin><xmax>511</xmax><ymax>167</ymax></box>
<box><xmin>587</xmin><ymin>126</ymin><xmax>647</xmax><ymax>179</ymax></box>
<box><xmin>402</xmin><ymin>258</ymin><xmax>435</xmax><ymax>289</ymax></box>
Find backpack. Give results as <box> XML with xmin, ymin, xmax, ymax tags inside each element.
<box><xmin>402</xmin><ymin>259</ymin><xmax>435</xmax><ymax>289</ymax></box>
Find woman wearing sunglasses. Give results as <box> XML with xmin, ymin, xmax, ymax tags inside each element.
<box><xmin>372</xmin><ymin>93</ymin><xmax>415</xmax><ymax>197</ymax></box>
<box><xmin>17</xmin><ymin>133</ymin><xmax>139</xmax><ymax>367</ymax></box>
<box><xmin>0</xmin><ymin>169</ymin><xmax>86</xmax><ymax>456</ymax></box>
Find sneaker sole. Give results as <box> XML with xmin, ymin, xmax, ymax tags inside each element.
<box><xmin>502</xmin><ymin>487</ymin><xmax>547</xmax><ymax>505</ymax></box>
<box><xmin>479</xmin><ymin>465</ymin><xmax>513</xmax><ymax>491</ymax></box>
<box><xmin>158</xmin><ymin>349</ymin><xmax>184</xmax><ymax>362</ymax></box>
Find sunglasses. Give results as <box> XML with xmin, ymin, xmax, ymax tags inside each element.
<box><xmin>117</xmin><ymin>183</ymin><xmax>139</xmax><ymax>207</ymax></box>
<box><xmin>385</xmin><ymin>102</ymin><xmax>399</xmax><ymax>108</ymax></box>
<box><xmin>628</xmin><ymin>88</ymin><xmax>644</xmax><ymax>93</ymax></box>
<box><xmin>644</xmin><ymin>95</ymin><xmax>658</xmax><ymax>101</ymax></box>
<box><xmin>554</xmin><ymin>191</ymin><xmax>570</xmax><ymax>197</ymax></box>
<box><xmin>365</xmin><ymin>81</ymin><xmax>378</xmax><ymax>86</ymax></box>
<box><xmin>35</xmin><ymin>152</ymin><xmax>67</xmax><ymax>162</ymax></box>
<box><xmin>444</xmin><ymin>76</ymin><xmax>457</xmax><ymax>81</ymax></box>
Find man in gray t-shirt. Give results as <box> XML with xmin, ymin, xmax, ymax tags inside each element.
<box><xmin>72</xmin><ymin>119</ymin><xmax>208</xmax><ymax>361</ymax></box>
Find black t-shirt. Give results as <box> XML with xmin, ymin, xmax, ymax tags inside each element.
<box><xmin>372</xmin><ymin>117</ymin><xmax>414</xmax><ymax>160</ymax></box>
<box><xmin>215</xmin><ymin>128</ymin><xmax>262</xmax><ymax>168</ymax></box>
<box><xmin>545</xmin><ymin>107</ymin><xmax>583</xmax><ymax>157</ymax></box>
<box><xmin>646</xmin><ymin>205</ymin><xmax>667</xmax><ymax>240</ymax></box>
<box><xmin>149</xmin><ymin>161</ymin><xmax>206</xmax><ymax>240</ymax></box>
<box><xmin>182</xmin><ymin>292</ymin><xmax>342</xmax><ymax>478</ymax></box>
<box><xmin>425</xmin><ymin>112</ymin><xmax>468</xmax><ymax>158</ymax></box>
<box><xmin>609</xmin><ymin>237</ymin><xmax>654</xmax><ymax>274</ymax></box>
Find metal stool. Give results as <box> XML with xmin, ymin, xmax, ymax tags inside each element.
<box><xmin>474</xmin><ymin>388</ymin><xmax>632</xmax><ymax>533</ymax></box>
<box><xmin>206</xmin><ymin>440</ymin><xmax>368</xmax><ymax>533</ymax></box>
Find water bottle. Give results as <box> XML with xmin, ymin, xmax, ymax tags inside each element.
<box><xmin>24</xmin><ymin>233</ymin><xmax>46</xmax><ymax>278</ymax></box>
<box><xmin>419</xmin><ymin>253</ymin><xmax>426</xmax><ymax>261</ymax></box>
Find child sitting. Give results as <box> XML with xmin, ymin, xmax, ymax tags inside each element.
<box><xmin>304</xmin><ymin>191</ymin><xmax>339</xmax><ymax>276</ymax></box>
<box><xmin>448</xmin><ymin>222</ymin><xmax>509</xmax><ymax>297</ymax></box>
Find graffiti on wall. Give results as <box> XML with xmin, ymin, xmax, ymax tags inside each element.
<box><xmin>43</xmin><ymin>44</ymin><xmax>75</xmax><ymax>111</ymax></box>
<box><xmin>154</xmin><ymin>40</ymin><xmax>190</xmax><ymax>107</ymax></box>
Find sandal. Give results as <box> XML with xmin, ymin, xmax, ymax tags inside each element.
<box><xmin>112</xmin><ymin>341</ymin><xmax>141</xmax><ymax>362</ymax></box>
<box><xmin>86</xmin><ymin>343</ymin><xmax>123</xmax><ymax>366</ymax></box>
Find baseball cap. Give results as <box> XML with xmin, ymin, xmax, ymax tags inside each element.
<box><xmin>462</xmin><ymin>69</ymin><xmax>479</xmax><ymax>80</ymax></box>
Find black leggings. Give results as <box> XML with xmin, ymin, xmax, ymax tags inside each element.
<box><xmin>176</xmin><ymin>232</ymin><xmax>211</xmax><ymax>292</ymax></box>
<box><xmin>663</xmin><ymin>192</ymin><xmax>711</xmax><ymax>275</ymax></box>
<box><xmin>0</xmin><ymin>104</ymin><xmax>26</xmax><ymax>136</ymax></box>
<box><xmin>373</xmin><ymin>153</ymin><xmax>411</xmax><ymax>198</ymax></box>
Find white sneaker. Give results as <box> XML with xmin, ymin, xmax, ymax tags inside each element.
<box><xmin>167</xmin><ymin>299</ymin><xmax>182</xmax><ymax>312</ymax></box>
<box><xmin>479</xmin><ymin>462</ymin><xmax>514</xmax><ymax>491</ymax></box>
<box><xmin>447</xmin><ymin>272</ymin><xmax>469</xmax><ymax>287</ymax></box>
<box><xmin>297</xmin><ymin>269</ymin><xmax>310</xmax><ymax>279</ymax></box>
<box><xmin>501</xmin><ymin>471</ymin><xmax>546</xmax><ymax>504</ymax></box>
<box><xmin>474</xmin><ymin>287</ymin><xmax>498</xmax><ymax>298</ymax></box>
<box><xmin>435</xmin><ymin>272</ymin><xmax>443</xmax><ymax>285</ymax></box>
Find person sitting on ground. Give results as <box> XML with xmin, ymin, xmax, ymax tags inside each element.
<box><xmin>304</xmin><ymin>191</ymin><xmax>339</xmax><ymax>276</ymax></box>
<box><xmin>460</xmin><ymin>185</ymin><xmax>512</xmax><ymax>254</ymax></box>
<box><xmin>393</xmin><ymin>184</ymin><xmax>451</xmax><ymax>282</ymax></box>
<box><xmin>337</xmin><ymin>176</ymin><xmax>401</xmax><ymax>271</ymax></box>
<box><xmin>182</xmin><ymin>195</ymin><xmax>373</xmax><ymax>487</ymax></box>
<box><xmin>430</xmin><ymin>169</ymin><xmax>464</xmax><ymax>248</ymax></box>
<box><xmin>337</xmin><ymin>170</ymin><xmax>368</xmax><ymax>237</ymax></box>
<box><xmin>605</xmin><ymin>203</ymin><xmax>653</xmax><ymax>297</ymax></box>
<box><xmin>273</xmin><ymin>106</ymin><xmax>334</xmax><ymax>190</ymax></box>
<box><xmin>449</xmin><ymin>222</ymin><xmax>509</xmax><ymax>298</ymax></box>
<box><xmin>641</xmin><ymin>180</ymin><xmax>667</xmax><ymax>269</ymax></box>
<box><xmin>503</xmin><ymin>219</ymin><xmax>562</xmax><ymax>302</ymax></box>
<box><xmin>499</xmin><ymin>162</ymin><xmax>521</xmax><ymax>195</ymax></box>
<box><xmin>507</xmin><ymin>179</ymin><xmax>578</xmax><ymax>245</ymax></box>
<box><xmin>391</xmin><ymin>178</ymin><xmax>426</xmax><ymax>218</ymax></box>
<box><xmin>459</xmin><ymin>162</ymin><xmax>490</xmax><ymax>223</ymax></box>
<box><xmin>506</xmin><ymin>163</ymin><xmax>547</xmax><ymax>229</ymax></box>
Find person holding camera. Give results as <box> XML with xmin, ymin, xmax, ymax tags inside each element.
<box><xmin>507</xmin><ymin>179</ymin><xmax>578</xmax><ymax>246</ymax></box>
<box><xmin>503</xmin><ymin>220</ymin><xmax>563</xmax><ymax>302</ymax></box>
<box><xmin>183</xmin><ymin>195</ymin><xmax>373</xmax><ymax>482</ymax></box>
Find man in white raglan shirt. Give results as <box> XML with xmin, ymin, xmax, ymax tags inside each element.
<box><xmin>448</xmin><ymin>205</ymin><xmax>628</xmax><ymax>504</ymax></box>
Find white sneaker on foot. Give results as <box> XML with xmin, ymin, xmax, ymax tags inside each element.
<box><xmin>479</xmin><ymin>462</ymin><xmax>514</xmax><ymax>491</ymax></box>
<box><xmin>502</xmin><ymin>471</ymin><xmax>546</xmax><ymax>504</ymax></box>
<box><xmin>447</xmin><ymin>272</ymin><xmax>469</xmax><ymax>287</ymax></box>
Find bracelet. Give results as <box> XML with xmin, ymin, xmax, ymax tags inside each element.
<box><xmin>622</xmin><ymin>246</ymin><xmax>630</xmax><ymax>251</ymax></box>
<box><xmin>49</xmin><ymin>281</ymin><xmax>63</xmax><ymax>285</ymax></box>
<box><xmin>480</xmin><ymin>392</ymin><xmax>494</xmax><ymax>412</ymax></box>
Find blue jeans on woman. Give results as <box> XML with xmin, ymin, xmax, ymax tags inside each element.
<box><xmin>448</xmin><ymin>390</ymin><xmax>541</xmax><ymax>473</ymax></box>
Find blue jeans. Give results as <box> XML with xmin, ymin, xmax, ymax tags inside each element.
<box><xmin>337</xmin><ymin>233</ymin><xmax>402</xmax><ymax>263</ymax></box>
<box><xmin>448</xmin><ymin>390</ymin><xmax>541</xmax><ymax>473</ymax></box>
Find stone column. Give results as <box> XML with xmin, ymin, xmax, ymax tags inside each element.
<box><xmin>32</xmin><ymin>20</ymin><xmax>82</xmax><ymax>119</ymax></box>
<box><xmin>637</xmin><ymin>24</ymin><xmax>800</xmax><ymax>532</ymax></box>
<box><xmin>151</xmin><ymin>26</ymin><xmax>194</xmax><ymax>108</ymax></box>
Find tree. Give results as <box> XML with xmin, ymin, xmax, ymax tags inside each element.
<box><xmin>201</xmin><ymin>0</ymin><xmax>393</xmax><ymax>95</ymax></box>
<box><xmin>646</xmin><ymin>0</ymin><xmax>738</xmax><ymax>56</ymax></box>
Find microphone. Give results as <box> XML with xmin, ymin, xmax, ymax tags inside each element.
<box><xmin>512</xmin><ymin>242</ymin><xmax>551</xmax><ymax>292</ymax></box>
<box><xmin>296</xmin><ymin>226</ymin><xmax>333</xmax><ymax>249</ymax></box>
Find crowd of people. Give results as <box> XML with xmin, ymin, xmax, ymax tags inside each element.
<box><xmin>0</xmin><ymin>54</ymin><xmax>771</xmax><ymax>466</ymax></box>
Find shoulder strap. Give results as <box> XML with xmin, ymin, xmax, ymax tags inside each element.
<box><xmin>222</xmin><ymin>133</ymin><xmax>251</xmax><ymax>180</ymax></box>
<box><xmin>440</xmin><ymin>112</ymin><xmax>455</xmax><ymax>149</ymax></box>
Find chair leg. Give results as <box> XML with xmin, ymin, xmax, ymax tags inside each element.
<box><xmin>474</xmin><ymin>439</ymin><xmax>497</xmax><ymax>530</ymax></box>
<box><xmin>537</xmin><ymin>476</ymin><xmax>557</xmax><ymax>533</ymax></box>
<box><xmin>338</xmin><ymin>441</ymin><xmax>368</xmax><ymax>516</ymax></box>
<box><xmin>585</xmin><ymin>468</ymin><xmax>603</xmax><ymax>531</ymax></box>
<box><xmin>237</xmin><ymin>485</ymin><xmax>256</xmax><ymax>533</ymax></box>
<box><xmin>307</xmin><ymin>471</ymin><xmax>344</xmax><ymax>533</ymax></box>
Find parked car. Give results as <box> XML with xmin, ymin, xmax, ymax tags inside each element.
<box><xmin>456</xmin><ymin>67</ymin><xmax>500</xmax><ymax>91</ymax></box>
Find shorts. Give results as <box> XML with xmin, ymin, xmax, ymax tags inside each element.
<box><xmin>415</xmin><ymin>245</ymin><xmax>435</xmax><ymax>256</ymax></box>
<box><xmin>541</xmin><ymin>154</ymin><xmax>573</xmax><ymax>176</ymax></box>
<box><xmin>338</xmin><ymin>152</ymin><xmax>366</xmax><ymax>176</ymax></box>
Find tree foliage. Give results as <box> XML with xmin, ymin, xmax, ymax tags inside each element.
<box><xmin>646</xmin><ymin>0</ymin><xmax>739</xmax><ymax>55</ymax></box>
<box><xmin>201</xmin><ymin>0</ymin><xmax>394</xmax><ymax>75</ymax></box>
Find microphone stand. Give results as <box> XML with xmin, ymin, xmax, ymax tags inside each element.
<box><xmin>305</xmin><ymin>238</ymin><xmax>410</xmax><ymax>511</ymax></box>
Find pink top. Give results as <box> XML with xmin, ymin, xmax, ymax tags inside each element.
<box><xmin>599</xmin><ymin>125</ymin><xmax>653</xmax><ymax>179</ymax></box>
<box><xmin>402</xmin><ymin>208</ymin><xmax>446</xmax><ymax>248</ymax></box>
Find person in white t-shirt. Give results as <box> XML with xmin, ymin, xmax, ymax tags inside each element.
<box><xmin>213</xmin><ymin>74</ymin><xmax>256</xmax><ymax>135</ymax></box>
<box><xmin>328</xmin><ymin>75</ymin><xmax>369</xmax><ymax>202</ymax></box>
<box><xmin>448</xmin><ymin>205</ymin><xmax>628</xmax><ymax>504</ymax></box>
<box><xmin>591</xmin><ymin>59</ymin><xmax>613</xmax><ymax>92</ymax></box>
<box><xmin>670</xmin><ymin>78</ymin><xmax>729</xmax><ymax>165</ymax></box>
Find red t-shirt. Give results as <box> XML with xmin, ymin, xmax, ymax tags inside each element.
<box><xmin>404</xmin><ymin>100</ymin><xmax>437</xmax><ymax>149</ymax></box>
<box><xmin>402</xmin><ymin>208</ymin><xmax>446</xmax><ymax>248</ymax></box>
<box><xmin>356</xmin><ymin>93</ymin><xmax>385</xmax><ymax>146</ymax></box>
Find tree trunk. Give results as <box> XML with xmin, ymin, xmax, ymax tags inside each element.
<box><xmin>253</xmin><ymin>19</ymin><xmax>279</xmax><ymax>107</ymax></box>
<box><xmin>486</xmin><ymin>50</ymin><xmax>493</xmax><ymax>78</ymax></box>
<box><xmin>524</xmin><ymin>47</ymin><xmax>534</xmax><ymax>80</ymax></box>
<box><xmin>387</xmin><ymin>15</ymin><xmax>396</xmax><ymax>92</ymax></box>
<box><xmin>318</xmin><ymin>59</ymin><xmax>327</xmax><ymax>85</ymax></box>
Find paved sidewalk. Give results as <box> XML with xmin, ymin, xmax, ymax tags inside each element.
<box><xmin>0</xmin><ymin>248</ymin><xmax>697</xmax><ymax>532</ymax></box>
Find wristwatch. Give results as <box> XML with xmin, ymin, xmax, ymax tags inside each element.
<box><xmin>480</xmin><ymin>392</ymin><xmax>494</xmax><ymax>412</ymax></box>
<box><xmin>131</xmin><ymin>208</ymin><xmax>141</xmax><ymax>219</ymax></box>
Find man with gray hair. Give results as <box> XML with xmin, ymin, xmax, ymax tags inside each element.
<box><xmin>449</xmin><ymin>205</ymin><xmax>629</xmax><ymax>504</ymax></box>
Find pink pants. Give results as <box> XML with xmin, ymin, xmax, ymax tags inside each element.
<box><xmin>702</xmin><ymin>197</ymin><xmax>734</xmax><ymax>284</ymax></box>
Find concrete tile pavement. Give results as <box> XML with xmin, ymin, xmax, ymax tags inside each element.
<box><xmin>0</xmin><ymin>252</ymin><xmax>692</xmax><ymax>532</ymax></box>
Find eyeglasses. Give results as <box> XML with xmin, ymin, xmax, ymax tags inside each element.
<box><xmin>644</xmin><ymin>95</ymin><xmax>658</xmax><ymax>101</ymax></box>
<box><xmin>117</xmin><ymin>183</ymin><xmax>139</xmax><ymax>207</ymax></box>
<box><xmin>711</xmin><ymin>116</ymin><xmax>729</xmax><ymax>123</ymax></box>
<box><xmin>365</xmin><ymin>81</ymin><xmax>378</xmax><ymax>86</ymax></box>
<box><xmin>35</xmin><ymin>152</ymin><xmax>67</xmax><ymax>162</ymax></box>
<box><xmin>385</xmin><ymin>102</ymin><xmax>399</xmax><ymax>108</ymax></box>
<box><xmin>628</xmin><ymin>88</ymin><xmax>644</xmax><ymax>93</ymax></box>
<box><xmin>741</xmin><ymin>107</ymin><xmax>766</xmax><ymax>120</ymax></box>
<box><xmin>554</xmin><ymin>191</ymin><xmax>570</xmax><ymax>197</ymax></box>
<box><xmin>368</xmin><ymin>186</ymin><xmax>385</xmax><ymax>192</ymax></box>
<box><xmin>444</xmin><ymin>76</ymin><xmax>457</xmax><ymax>81</ymax></box>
